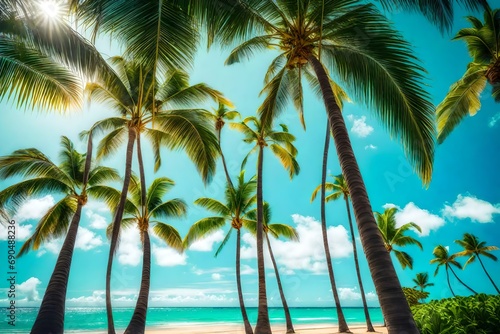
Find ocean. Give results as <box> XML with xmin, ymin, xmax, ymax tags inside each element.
<box><xmin>2</xmin><ymin>307</ymin><xmax>383</xmax><ymax>333</ymax></box>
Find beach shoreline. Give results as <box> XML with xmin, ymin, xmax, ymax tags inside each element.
<box><xmin>70</xmin><ymin>324</ymin><xmax>388</xmax><ymax>333</ymax></box>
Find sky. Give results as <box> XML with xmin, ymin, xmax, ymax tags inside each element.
<box><xmin>1</xmin><ymin>3</ymin><xmax>499</xmax><ymax>309</ymax></box>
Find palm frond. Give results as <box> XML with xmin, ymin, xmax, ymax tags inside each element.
<box><xmin>393</xmin><ymin>249</ymin><xmax>414</xmax><ymax>269</ymax></box>
<box><xmin>194</xmin><ymin>197</ymin><xmax>230</xmax><ymax>216</ymax></box>
<box><xmin>96</xmin><ymin>126</ymin><xmax>127</xmax><ymax>160</ymax></box>
<box><xmin>152</xmin><ymin>222</ymin><xmax>183</xmax><ymax>252</ymax></box>
<box><xmin>268</xmin><ymin>223</ymin><xmax>299</xmax><ymax>241</ymax></box>
<box><xmin>149</xmin><ymin>199</ymin><xmax>187</xmax><ymax>220</ymax></box>
<box><xmin>146</xmin><ymin>177</ymin><xmax>175</xmax><ymax>210</ymax></box>
<box><xmin>214</xmin><ymin>228</ymin><xmax>233</xmax><ymax>257</ymax></box>
<box><xmin>183</xmin><ymin>217</ymin><xmax>226</xmax><ymax>248</ymax></box>
<box><xmin>87</xmin><ymin>166</ymin><xmax>121</xmax><ymax>186</ymax></box>
<box><xmin>269</xmin><ymin>144</ymin><xmax>300</xmax><ymax>178</ymax></box>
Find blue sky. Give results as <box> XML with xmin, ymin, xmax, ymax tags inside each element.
<box><xmin>1</xmin><ymin>4</ymin><xmax>499</xmax><ymax>309</ymax></box>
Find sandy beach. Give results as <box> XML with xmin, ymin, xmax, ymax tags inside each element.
<box><xmin>75</xmin><ymin>324</ymin><xmax>388</xmax><ymax>334</ymax></box>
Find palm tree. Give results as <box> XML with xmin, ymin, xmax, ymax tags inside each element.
<box><xmin>203</xmin><ymin>102</ymin><xmax>241</xmax><ymax>187</ymax></box>
<box><xmin>312</xmin><ymin>173</ymin><xmax>375</xmax><ymax>332</ymax></box>
<box><xmin>106</xmin><ymin>176</ymin><xmax>186</xmax><ymax>334</ymax></box>
<box><xmin>437</xmin><ymin>5</ymin><xmax>500</xmax><ymax>143</ymax></box>
<box><xmin>375</xmin><ymin>207</ymin><xmax>423</xmax><ymax>270</ymax></box>
<box><xmin>412</xmin><ymin>272</ymin><xmax>434</xmax><ymax>302</ymax></box>
<box><xmin>193</xmin><ymin>1</ymin><xmax>441</xmax><ymax>331</ymax></box>
<box><xmin>246</xmin><ymin>202</ymin><xmax>299</xmax><ymax>334</ymax></box>
<box><xmin>231</xmin><ymin>116</ymin><xmax>299</xmax><ymax>333</ymax></box>
<box><xmin>431</xmin><ymin>245</ymin><xmax>478</xmax><ymax>296</ymax></box>
<box><xmin>454</xmin><ymin>233</ymin><xmax>500</xmax><ymax>294</ymax></box>
<box><xmin>0</xmin><ymin>136</ymin><xmax>120</xmax><ymax>333</ymax></box>
<box><xmin>183</xmin><ymin>171</ymin><xmax>257</xmax><ymax>334</ymax></box>
<box><xmin>86</xmin><ymin>57</ymin><xmax>223</xmax><ymax>333</ymax></box>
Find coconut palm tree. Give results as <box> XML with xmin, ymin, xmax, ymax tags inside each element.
<box><xmin>431</xmin><ymin>245</ymin><xmax>478</xmax><ymax>296</ymax></box>
<box><xmin>106</xmin><ymin>176</ymin><xmax>186</xmax><ymax>334</ymax></box>
<box><xmin>437</xmin><ymin>5</ymin><xmax>500</xmax><ymax>143</ymax></box>
<box><xmin>454</xmin><ymin>233</ymin><xmax>499</xmax><ymax>294</ymax></box>
<box><xmin>183</xmin><ymin>171</ymin><xmax>257</xmax><ymax>334</ymax></box>
<box><xmin>412</xmin><ymin>272</ymin><xmax>434</xmax><ymax>302</ymax></box>
<box><xmin>231</xmin><ymin>116</ymin><xmax>298</xmax><ymax>333</ymax></box>
<box><xmin>375</xmin><ymin>207</ymin><xmax>423</xmax><ymax>270</ymax></box>
<box><xmin>0</xmin><ymin>136</ymin><xmax>120</xmax><ymax>333</ymax></box>
<box><xmin>87</xmin><ymin>57</ymin><xmax>224</xmax><ymax>333</ymax></box>
<box><xmin>312</xmin><ymin>173</ymin><xmax>375</xmax><ymax>332</ymax></box>
<box><xmin>203</xmin><ymin>102</ymin><xmax>241</xmax><ymax>187</ymax></box>
<box><xmin>246</xmin><ymin>202</ymin><xmax>299</xmax><ymax>334</ymax></box>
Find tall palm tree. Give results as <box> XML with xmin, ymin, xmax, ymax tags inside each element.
<box><xmin>431</xmin><ymin>245</ymin><xmax>478</xmax><ymax>297</ymax></box>
<box><xmin>183</xmin><ymin>171</ymin><xmax>257</xmax><ymax>334</ymax></box>
<box><xmin>87</xmin><ymin>57</ymin><xmax>223</xmax><ymax>333</ymax></box>
<box><xmin>0</xmin><ymin>136</ymin><xmax>120</xmax><ymax>333</ymax></box>
<box><xmin>437</xmin><ymin>5</ymin><xmax>500</xmax><ymax>143</ymax></box>
<box><xmin>312</xmin><ymin>173</ymin><xmax>375</xmax><ymax>332</ymax></box>
<box><xmin>106</xmin><ymin>176</ymin><xmax>186</xmax><ymax>334</ymax></box>
<box><xmin>454</xmin><ymin>233</ymin><xmax>499</xmax><ymax>294</ymax></box>
<box><xmin>193</xmin><ymin>2</ymin><xmax>440</xmax><ymax>331</ymax></box>
<box><xmin>231</xmin><ymin>116</ymin><xmax>299</xmax><ymax>333</ymax></box>
<box><xmin>375</xmin><ymin>207</ymin><xmax>423</xmax><ymax>270</ymax></box>
<box><xmin>246</xmin><ymin>202</ymin><xmax>299</xmax><ymax>334</ymax></box>
<box><xmin>203</xmin><ymin>102</ymin><xmax>241</xmax><ymax>187</ymax></box>
<box><xmin>412</xmin><ymin>272</ymin><xmax>434</xmax><ymax>302</ymax></box>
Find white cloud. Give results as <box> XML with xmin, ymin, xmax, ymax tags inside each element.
<box><xmin>152</xmin><ymin>245</ymin><xmax>187</xmax><ymax>267</ymax></box>
<box><xmin>347</xmin><ymin>115</ymin><xmax>374</xmax><ymax>138</ymax></box>
<box><xmin>339</xmin><ymin>287</ymin><xmax>378</xmax><ymax>302</ymax></box>
<box><xmin>389</xmin><ymin>202</ymin><xmax>445</xmax><ymax>236</ymax></box>
<box><xmin>0</xmin><ymin>222</ymin><xmax>33</xmax><ymax>241</ymax></box>
<box><xmin>364</xmin><ymin>144</ymin><xmax>377</xmax><ymax>150</ymax></box>
<box><xmin>241</xmin><ymin>214</ymin><xmax>352</xmax><ymax>274</ymax></box>
<box><xmin>241</xmin><ymin>265</ymin><xmax>256</xmax><ymax>275</ymax></box>
<box><xmin>489</xmin><ymin>112</ymin><xmax>500</xmax><ymax>127</ymax></box>
<box><xmin>188</xmin><ymin>229</ymin><xmax>225</xmax><ymax>252</ymax></box>
<box><xmin>39</xmin><ymin>239</ymin><xmax>63</xmax><ymax>255</ymax></box>
<box><xmin>86</xmin><ymin>210</ymin><xmax>108</xmax><ymax>229</ymax></box>
<box><xmin>75</xmin><ymin>227</ymin><xmax>103</xmax><ymax>250</ymax></box>
<box><xmin>443</xmin><ymin>195</ymin><xmax>500</xmax><ymax>223</ymax></box>
<box><xmin>212</xmin><ymin>273</ymin><xmax>223</xmax><ymax>280</ymax></box>
<box><xmin>117</xmin><ymin>227</ymin><xmax>142</xmax><ymax>266</ymax></box>
<box><xmin>17</xmin><ymin>277</ymin><xmax>41</xmax><ymax>302</ymax></box>
<box><xmin>13</xmin><ymin>196</ymin><xmax>55</xmax><ymax>222</ymax></box>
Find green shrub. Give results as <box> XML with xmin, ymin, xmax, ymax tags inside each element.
<box><xmin>411</xmin><ymin>294</ymin><xmax>500</xmax><ymax>334</ymax></box>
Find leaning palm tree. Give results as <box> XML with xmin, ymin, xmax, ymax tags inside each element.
<box><xmin>87</xmin><ymin>57</ymin><xmax>223</xmax><ymax>333</ymax></box>
<box><xmin>437</xmin><ymin>5</ymin><xmax>500</xmax><ymax>143</ymax></box>
<box><xmin>454</xmin><ymin>233</ymin><xmax>500</xmax><ymax>294</ymax></box>
<box><xmin>412</xmin><ymin>272</ymin><xmax>434</xmax><ymax>302</ymax></box>
<box><xmin>431</xmin><ymin>245</ymin><xmax>478</xmax><ymax>297</ymax></box>
<box><xmin>231</xmin><ymin>116</ymin><xmax>299</xmax><ymax>333</ymax></box>
<box><xmin>0</xmin><ymin>136</ymin><xmax>120</xmax><ymax>333</ymax></box>
<box><xmin>247</xmin><ymin>202</ymin><xmax>299</xmax><ymax>334</ymax></box>
<box><xmin>194</xmin><ymin>2</ymin><xmax>437</xmax><ymax>332</ymax></box>
<box><xmin>375</xmin><ymin>207</ymin><xmax>423</xmax><ymax>270</ymax></box>
<box><xmin>106</xmin><ymin>176</ymin><xmax>186</xmax><ymax>334</ymax></box>
<box><xmin>183</xmin><ymin>171</ymin><xmax>257</xmax><ymax>334</ymax></box>
<box><xmin>203</xmin><ymin>102</ymin><xmax>241</xmax><ymax>187</ymax></box>
<box><xmin>312</xmin><ymin>173</ymin><xmax>375</xmax><ymax>332</ymax></box>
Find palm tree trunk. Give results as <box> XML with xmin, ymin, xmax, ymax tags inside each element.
<box><xmin>308</xmin><ymin>54</ymin><xmax>418</xmax><ymax>334</ymax></box>
<box><xmin>345</xmin><ymin>197</ymin><xmax>374</xmax><ymax>332</ymax></box>
<box><xmin>124</xmin><ymin>231</ymin><xmax>151</xmax><ymax>334</ymax></box>
<box><xmin>265</xmin><ymin>233</ymin><xmax>294</xmax><ymax>333</ymax></box>
<box><xmin>449</xmin><ymin>266</ymin><xmax>477</xmax><ymax>295</ymax></box>
<box><xmin>31</xmin><ymin>133</ymin><xmax>94</xmax><ymax>334</ymax></box>
<box><xmin>255</xmin><ymin>145</ymin><xmax>272</xmax><ymax>334</ymax></box>
<box><xmin>477</xmin><ymin>255</ymin><xmax>500</xmax><ymax>294</ymax></box>
<box><xmin>445</xmin><ymin>268</ymin><xmax>455</xmax><ymax>297</ymax></box>
<box><xmin>106</xmin><ymin>126</ymin><xmax>137</xmax><ymax>334</ymax></box>
<box><xmin>319</xmin><ymin>121</ymin><xmax>350</xmax><ymax>333</ymax></box>
<box><xmin>136</xmin><ymin>134</ymin><xmax>148</xmax><ymax>216</ymax></box>
<box><xmin>30</xmin><ymin>203</ymin><xmax>83</xmax><ymax>334</ymax></box>
<box><xmin>218</xmin><ymin>128</ymin><xmax>234</xmax><ymax>189</ymax></box>
<box><xmin>236</xmin><ymin>228</ymin><xmax>254</xmax><ymax>334</ymax></box>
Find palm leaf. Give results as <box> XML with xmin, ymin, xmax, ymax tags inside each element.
<box><xmin>149</xmin><ymin>199</ymin><xmax>187</xmax><ymax>220</ymax></box>
<box><xmin>393</xmin><ymin>249</ymin><xmax>414</xmax><ymax>269</ymax></box>
<box><xmin>183</xmin><ymin>217</ymin><xmax>227</xmax><ymax>248</ymax></box>
<box><xmin>194</xmin><ymin>198</ymin><xmax>230</xmax><ymax>216</ymax></box>
<box><xmin>214</xmin><ymin>228</ymin><xmax>233</xmax><ymax>257</ymax></box>
<box><xmin>146</xmin><ymin>177</ymin><xmax>175</xmax><ymax>211</ymax></box>
<box><xmin>269</xmin><ymin>143</ymin><xmax>300</xmax><ymax>178</ymax></box>
<box><xmin>268</xmin><ymin>223</ymin><xmax>299</xmax><ymax>241</ymax></box>
<box><xmin>153</xmin><ymin>222</ymin><xmax>183</xmax><ymax>252</ymax></box>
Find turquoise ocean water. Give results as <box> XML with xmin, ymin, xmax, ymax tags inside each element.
<box><xmin>2</xmin><ymin>307</ymin><xmax>383</xmax><ymax>332</ymax></box>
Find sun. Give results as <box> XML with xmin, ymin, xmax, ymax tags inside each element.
<box><xmin>37</xmin><ymin>0</ymin><xmax>62</xmax><ymax>20</ymax></box>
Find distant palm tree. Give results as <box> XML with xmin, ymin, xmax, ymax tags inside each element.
<box><xmin>0</xmin><ymin>136</ymin><xmax>120</xmax><ymax>333</ymax></box>
<box><xmin>312</xmin><ymin>173</ymin><xmax>375</xmax><ymax>332</ymax></box>
<box><xmin>375</xmin><ymin>207</ymin><xmax>423</xmax><ymax>270</ymax></box>
<box><xmin>107</xmin><ymin>176</ymin><xmax>186</xmax><ymax>334</ymax></box>
<box><xmin>412</xmin><ymin>272</ymin><xmax>434</xmax><ymax>302</ymax></box>
<box><xmin>437</xmin><ymin>5</ymin><xmax>500</xmax><ymax>143</ymax></box>
<box><xmin>431</xmin><ymin>245</ymin><xmax>478</xmax><ymax>297</ymax></box>
<box><xmin>231</xmin><ymin>116</ymin><xmax>299</xmax><ymax>333</ymax></box>
<box><xmin>183</xmin><ymin>171</ymin><xmax>256</xmax><ymax>334</ymax></box>
<box><xmin>454</xmin><ymin>233</ymin><xmax>499</xmax><ymax>294</ymax></box>
<box><xmin>203</xmin><ymin>102</ymin><xmax>241</xmax><ymax>187</ymax></box>
<box><xmin>247</xmin><ymin>202</ymin><xmax>299</xmax><ymax>334</ymax></box>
